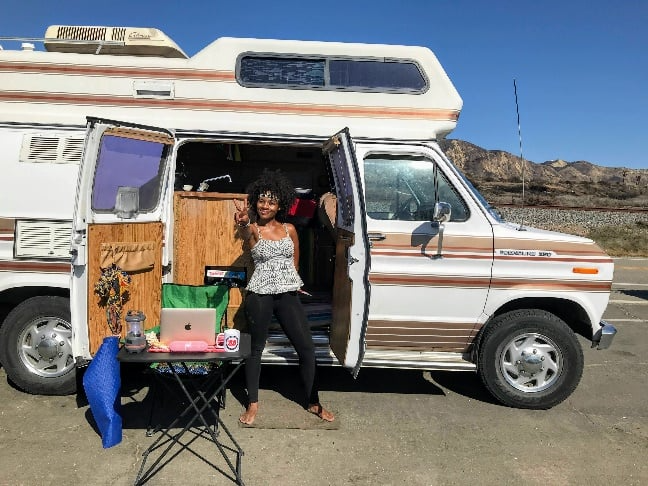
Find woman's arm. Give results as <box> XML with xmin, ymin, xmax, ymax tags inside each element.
<box><xmin>237</xmin><ymin>222</ymin><xmax>255</xmax><ymax>243</ymax></box>
<box><xmin>234</xmin><ymin>197</ymin><xmax>258</xmax><ymax>246</ymax></box>
<box><xmin>287</xmin><ymin>223</ymin><xmax>300</xmax><ymax>271</ymax></box>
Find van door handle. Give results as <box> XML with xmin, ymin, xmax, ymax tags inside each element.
<box><xmin>367</xmin><ymin>232</ymin><xmax>386</xmax><ymax>241</ymax></box>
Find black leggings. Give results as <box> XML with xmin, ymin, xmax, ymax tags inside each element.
<box><xmin>244</xmin><ymin>291</ymin><xmax>320</xmax><ymax>405</ymax></box>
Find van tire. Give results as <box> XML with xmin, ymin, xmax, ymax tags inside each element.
<box><xmin>0</xmin><ymin>296</ymin><xmax>76</xmax><ymax>395</ymax></box>
<box><xmin>477</xmin><ymin>309</ymin><xmax>583</xmax><ymax>409</ymax></box>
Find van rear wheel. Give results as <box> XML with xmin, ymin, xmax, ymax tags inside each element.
<box><xmin>477</xmin><ymin>309</ymin><xmax>583</xmax><ymax>409</ymax></box>
<box><xmin>0</xmin><ymin>296</ymin><xmax>76</xmax><ymax>395</ymax></box>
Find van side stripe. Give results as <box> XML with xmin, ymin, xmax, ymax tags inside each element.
<box><xmin>366</xmin><ymin>319</ymin><xmax>479</xmax><ymax>349</ymax></box>
<box><xmin>372</xmin><ymin>250</ymin><xmax>492</xmax><ymax>259</ymax></box>
<box><xmin>0</xmin><ymin>92</ymin><xmax>460</xmax><ymax>121</ymax></box>
<box><xmin>372</xmin><ymin>242</ymin><xmax>492</xmax><ymax>251</ymax></box>
<box><xmin>365</xmin><ymin>319</ymin><xmax>477</xmax><ymax>351</ymax></box>
<box><xmin>372</xmin><ymin>249</ymin><xmax>612</xmax><ymax>264</ymax></box>
<box><xmin>370</xmin><ymin>274</ymin><xmax>612</xmax><ymax>291</ymax></box>
<box><xmin>495</xmin><ymin>237</ymin><xmax>607</xmax><ymax>255</ymax></box>
<box><xmin>0</xmin><ymin>61</ymin><xmax>236</xmax><ymax>81</ymax></box>
<box><xmin>366</xmin><ymin>337</ymin><xmax>469</xmax><ymax>345</ymax></box>
<box><xmin>376</xmin><ymin>233</ymin><xmax>609</xmax><ymax>257</ymax></box>
<box><xmin>489</xmin><ymin>279</ymin><xmax>612</xmax><ymax>291</ymax></box>
<box><xmin>368</xmin><ymin>320</ymin><xmax>478</xmax><ymax>334</ymax></box>
<box><xmin>366</xmin><ymin>342</ymin><xmax>469</xmax><ymax>352</ymax></box>
<box><xmin>370</xmin><ymin>275</ymin><xmax>492</xmax><ymax>287</ymax></box>
<box><xmin>0</xmin><ymin>261</ymin><xmax>69</xmax><ymax>272</ymax></box>
<box><xmin>494</xmin><ymin>255</ymin><xmax>613</xmax><ymax>263</ymax></box>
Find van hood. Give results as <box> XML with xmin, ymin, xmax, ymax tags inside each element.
<box><xmin>493</xmin><ymin>221</ymin><xmax>605</xmax><ymax>252</ymax></box>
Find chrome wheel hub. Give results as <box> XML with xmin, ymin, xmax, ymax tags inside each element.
<box><xmin>19</xmin><ymin>316</ymin><xmax>74</xmax><ymax>378</ymax></box>
<box><xmin>499</xmin><ymin>332</ymin><xmax>562</xmax><ymax>393</ymax></box>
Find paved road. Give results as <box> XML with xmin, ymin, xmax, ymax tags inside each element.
<box><xmin>0</xmin><ymin>258</ymin><xmax>646</xmax><ymax>486</ymax></box>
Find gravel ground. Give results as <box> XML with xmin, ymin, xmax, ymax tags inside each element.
<box><xmin>498</xmin><ymin>207</ymin><xmax>648</xmax><ymax>232</ymax></box>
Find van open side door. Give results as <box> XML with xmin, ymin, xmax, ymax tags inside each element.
<box><xmin>323</xmin><ymin>129</ymin><xmax>371</xmax><ymax>377</ymax></box>
<box><xmin>70</xmin><ymin>118</ymin><xmax>175</xmax><ymax>358</ymax></box>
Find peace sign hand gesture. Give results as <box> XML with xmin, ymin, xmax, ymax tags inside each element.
<box><xmin>233</xmin><ymin>197</ymin><xmax>250</xmax><ymax>227</ymax></box>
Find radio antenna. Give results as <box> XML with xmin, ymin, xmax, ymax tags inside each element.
<box><xmin>513</xmin><ymin>78</ymin><xmax>527</xmax><ymax>231</ymax></box>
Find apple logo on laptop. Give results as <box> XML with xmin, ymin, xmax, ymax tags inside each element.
<box><xmin>184</xmin><ymin>322</ymin><xmax>192</xmax><ymax>331</ymax></box>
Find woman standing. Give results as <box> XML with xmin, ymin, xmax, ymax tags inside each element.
<box><xmin>234</xmin><ymin>170</ymin><xmax>334</xmax><ymax>425</ymax></box>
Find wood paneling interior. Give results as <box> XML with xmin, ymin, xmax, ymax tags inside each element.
<box><xmin>87</xmin><ymin>222</ymin><xmax>163</xmax><ymax>354</ymax></box>
<box><xmin>173</xmin><ymin>192</ymin><xmax>252</xmax><ymax>328</ymax></box>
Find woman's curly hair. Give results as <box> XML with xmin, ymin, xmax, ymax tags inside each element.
<box><xmin>246</xmin><ymin>169</ymin><xmax>295</xmax><ymax>222</ymax></box>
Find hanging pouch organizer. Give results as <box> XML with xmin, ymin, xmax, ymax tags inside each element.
<box><xmin>99</xmin><ymin>241</ymin><xmax>155</xmax><ymax>272</ymax></box>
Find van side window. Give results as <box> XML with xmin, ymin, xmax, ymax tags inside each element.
<box><xmin>238</xmin><ymin>55</ymin><xmax>427</xmax><ymax>93</ymax></box>
<box><xmin>238</xmin><ymin>57</ymin><xmax>325</xmax><ymax>87</ymax></box>
<box><xmin>329</xmin><ymin>59</ymin><xmax>426</xmax><ymax>91</ymax></box>
<box><xmin>91</xmin><ymin>135</ymin><xmax>167</xmax><ymax>212</ymax></box>
<box><xmin>363</xmin><ymin>155</ymin><xmax>468</xmax><ymax>222</ymax></box>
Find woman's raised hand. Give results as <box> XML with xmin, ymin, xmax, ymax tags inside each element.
<box><xmin>233</xmin><ymin>197</ymin><xmax>250</xmax><ymax>226</ymax></box>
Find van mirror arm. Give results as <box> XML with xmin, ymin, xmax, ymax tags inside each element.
<box><xmin>431</xmin><ymin>201</ymin><xmax>451</xmax><ymax>258</ymax></box>
<box><xmin>434</xmin><ymin>222</ymin><xmax>445</xmax><ymax>258</ymax></box>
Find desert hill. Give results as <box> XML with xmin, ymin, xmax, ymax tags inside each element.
<box><xmin>439</xmin><ymin>139</ymin><xmax>648</xmax><ymax>207</ymax></box>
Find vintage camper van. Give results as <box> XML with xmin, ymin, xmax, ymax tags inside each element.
<box><xmin>0</xmin><ymin>26</ymin><xmax>616</xmax><ymax>409</ymax></box>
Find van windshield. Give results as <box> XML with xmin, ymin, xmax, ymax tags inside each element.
<box><xmin>441</xmin><ymin>153</ymin><xmax>504</xmax><ymax>223</ymax></box>
<box><xmin>91</xmin><ymin>135</ymin><xmax>168</xmax><ymax>213</ymax></box>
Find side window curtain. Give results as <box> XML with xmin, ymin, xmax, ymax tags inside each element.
<box><xmin>364</xmin><ymin>154</ymin><xmax>469</xmax><ymax>222</ymax></box>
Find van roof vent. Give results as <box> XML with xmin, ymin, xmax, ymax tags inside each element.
<box><xmin>43</xmin><ymin>25</ymin><xmax>188</xmax><ymax>59</ymax></box>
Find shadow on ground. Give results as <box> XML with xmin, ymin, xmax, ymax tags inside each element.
<box><xmin>620</xmin><ymin>289</ymin><xmax>648</xmax><ymax>300</ymax></box>
<box><xmin>76</xmin><ymin>363</ymin><xmax>500</xmax><ymax>439</ymax></box>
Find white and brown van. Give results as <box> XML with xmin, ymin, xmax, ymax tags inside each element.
<box><xmin>70</xmin><ymin>116</ymin><xmax>615</xmax><ymax>410</ymax></box>
<box><xmin>0</xmin><ymin>29</ymin><xmax>615</xmax><ymax>408</ymax></box>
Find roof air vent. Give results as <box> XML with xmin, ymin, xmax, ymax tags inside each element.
<box><xmin>43</xmin><ymin>25</ymin><xmax>188</xmax><ymax>58</ymax></box>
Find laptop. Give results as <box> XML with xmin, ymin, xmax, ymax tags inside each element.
<box><xmin>159</xmin><ymin>308</ymin><xmax>217</xmax><ymax>346</ymax></box>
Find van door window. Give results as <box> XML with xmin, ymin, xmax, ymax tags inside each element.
<box><xmin>363</xmin><ymin>155</ymin><xmax>468</xmax><ymax>222</ymax></box>
<box><xmin>91</xmin><ymin>134</ymin><xmax>169</xmax><ymax>213</ymax></box>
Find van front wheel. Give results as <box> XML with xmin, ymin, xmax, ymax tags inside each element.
<box><xmin>477</xmin><ymin>309</ymin><xmax>583</xmax><ymax>409</ymax></box>
<box><xmin>0</xmin><ymin>296</ymin><xmax>76</xmax><ymax>395</ymax></box>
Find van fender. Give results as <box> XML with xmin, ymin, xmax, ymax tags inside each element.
<box><xmin>481</xmin><ymin>290</ymin><xmax>603</xmax><ymax>340</ymax></box>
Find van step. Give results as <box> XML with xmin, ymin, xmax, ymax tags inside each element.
<box><xmin>261</xmin><ymin>332</ymin><xmax>476</xmax><ymax>371</ymax></box>
<box><xmin>361</xmin><ymin>349</ymin><xmax>476</xmax><ymax>371</ymax></box>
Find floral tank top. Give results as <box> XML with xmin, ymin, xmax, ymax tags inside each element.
<box><xmin>246</xmin><ymin>224</ymin><xmax>304</xmax><ymax>294</ymax></box>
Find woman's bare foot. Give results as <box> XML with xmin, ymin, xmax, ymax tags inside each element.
<box><xmin>307</xmin><ymin>403</ymin><xmax>335</xmax><ymax>422</ymax></box>
<box><xmin>239</xmin><ymin>402</ymin><xmax>259</xmax><ymax>425</ymax></box>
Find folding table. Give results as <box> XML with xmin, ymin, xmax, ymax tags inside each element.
<box><xmin>118</xmin><ymin>333</ymin><xmax>250</xmax><ymax>485</ymax></box>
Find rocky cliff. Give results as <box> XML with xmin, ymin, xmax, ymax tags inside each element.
<box><xmin>439</xmin><ymin>139</ymin><xmax>647</xmax><ymax>206</ymax></box>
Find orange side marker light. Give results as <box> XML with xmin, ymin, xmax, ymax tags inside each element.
<box><xmin>572</xmin><ymin>267</ymin><xmax>599</xmax><ymax>274</ymax></box>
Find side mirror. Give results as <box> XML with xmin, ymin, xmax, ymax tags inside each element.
<box><xmin>433</xmin><ymin>201</ymin><xmax>452</xmax><ymax>223</ymax></box>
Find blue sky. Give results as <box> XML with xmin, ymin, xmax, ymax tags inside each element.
<box><xmin>1</xmin><ymin>0</ymin><xmax>646</xmax><ymax>169</ymax></box>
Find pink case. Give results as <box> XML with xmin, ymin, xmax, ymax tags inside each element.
<box><xmin>169</xmin><ymin>340</ymin><xmax>209</xmax><ymax>353</ymax></box>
